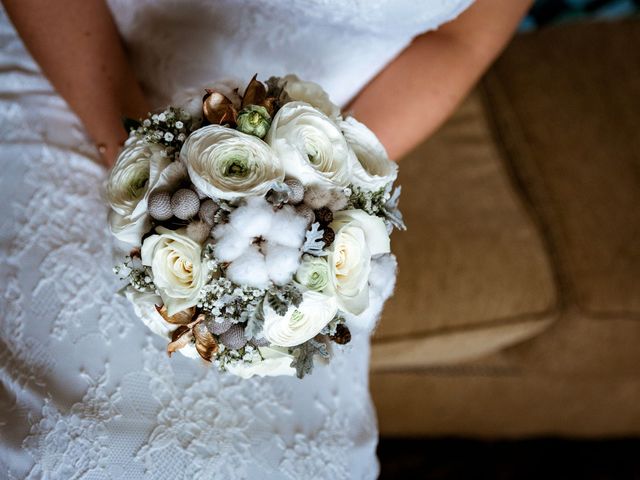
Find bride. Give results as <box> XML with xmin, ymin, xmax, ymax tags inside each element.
<box><xmin>0</xmin><ymin>1</ymin><xmax>528</xmax><ymax>478</ymax></box>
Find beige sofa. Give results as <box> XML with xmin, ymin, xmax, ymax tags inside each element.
<box><xmin>370</xmin><ymin>19</ymin><xmax>640</xmax><ymax>437</ymax></box>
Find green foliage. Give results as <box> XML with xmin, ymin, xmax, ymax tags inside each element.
<box><xmin>289</xmin><ymin>338</ymin><xmax>329</xmax><ymax>379</ymax></box>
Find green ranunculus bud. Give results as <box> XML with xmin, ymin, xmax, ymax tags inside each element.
<box><xmin>295</xmin><ymin>254</ymin><xmax>330</xmax><ymax>292</ymax></box>
<box><xmin>236</xmin><ymin>105</ymin><xmax>271</xmax><ymax>138</ymax></box>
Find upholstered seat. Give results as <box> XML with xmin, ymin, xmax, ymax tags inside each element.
<box><xmin>371</xmin><ymin>19</ymin><xmax>640</xmax><ymax>436</ymax></box>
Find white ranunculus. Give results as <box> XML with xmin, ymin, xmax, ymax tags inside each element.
<box><xmin>340</xmin><ymin>116</ymin><xmax>397</xmax><ymax>191</ymax></box>
<box><xmin>226</xmin><ymin>346</ymin><xmax>295</xmax><ymax>379</ymax></box>
<box><xmin>180</xmin><ymin>125</ymin><xmax>284</xmax><ymax>200</ymax></box>
<box><xmin>328</xmin><ymin>210</ymin><xmax>390</xmax><ymax>315</ymax></box>
<box><xmin>265</xmin><ymin>101</ymin><xmax>354</xmax><ymax>188</ymax></box>
<box><xmin>124</xmin><ymin>287</ymin><xmax>173</xmax><ymax>338</ymax></box>
<box><xmin>263</xmin><ymin>290</ymin><xmax>338</xmax><ymax>347</ymax></box>
<box><xmin>107</xmin><ymin>136</ymin><xmax>170</xmax><ymax>245</ymax></box>
<box><xmin>295</xmin><ymin>254</ymin><xmax>331</xmax><ymax>293</ymax></box>
<box><xmin>141</xmin><ymin>227</ymin><xmax>207</xmax><ymax>316</ymax></box>
<box><xmin>281</xmin><ymin>74</ymin><xmax>341</xmax><ymax>120</ymax></box>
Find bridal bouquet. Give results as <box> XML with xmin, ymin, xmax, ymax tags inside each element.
<box><xmin>109</xmin><ymin>75</ymin><xmax>404</xmax><ymax>378</ymax></box>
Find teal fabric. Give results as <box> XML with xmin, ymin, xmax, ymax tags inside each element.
<box><xmin>522</xmin><ymin>0</ymin><xmax>639</xmax><ymax>30</ymax></box>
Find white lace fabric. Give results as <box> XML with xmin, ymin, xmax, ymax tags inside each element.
<box><xmin>0</xmin><ymin>1</ymin><xmax>472</xmax><ymax>478</ymax></box>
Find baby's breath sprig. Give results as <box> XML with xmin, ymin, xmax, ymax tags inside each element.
<box><xmin>132</xmin><ymin>107</ymin><xmax>194</xmax><ymax>156</ymax></box>
<box><xmin>113</xmin><ymin>256</ymin><xmax>155</xmax><ymax>292</ymax></box>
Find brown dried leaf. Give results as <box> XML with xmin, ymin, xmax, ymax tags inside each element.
<box><xmin>203</xmin><ymin>91</ymin><xmax>237</xmax><ymax>126</ymax></box>
<box><xmin>193</xmin><ymin>318</ymin><xmax>218</xmax><ymax>362</ymax></box>
<box><xmin>155</xmin><ymin>305</ymin><xmax>196</xmax><ymax>325</ymax></box>
<box><xmin>241</xmin><ymin>74</ymin><xmax>267</xmax><ymax>108</ymax></box>
<box><xmin>167</xmin><ymin>326</ymin><xmax>192</xmax><ymax>357</ymax></box>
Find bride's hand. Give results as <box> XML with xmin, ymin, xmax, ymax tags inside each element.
<box><xmin>3</xmin><ymin>0</ymin><xmax>149</xmax><ymax>168</ymax></box>
<box><xmin>346</xmin><ymin>0</ymin><xmax>532</xmax><ymax>161</ymax></box>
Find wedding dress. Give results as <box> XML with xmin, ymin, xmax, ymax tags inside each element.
<box><xmin>0</xmin><ymin>1</ymin><xmax>473</xmax><ymax>478</ymax></box>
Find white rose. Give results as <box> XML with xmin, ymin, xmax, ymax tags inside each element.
<box><xmin>328</xmin><ymin>210</ymin><xmax>390</xmax><ymax>315</ymax></box>
<box><xmin>281</xmin><ymin>74</ymin><xmax>341</xmax><ymax>120</ymax></box>
<box><xmin>265</xmin><ymin>101</ymin><xmax>354</xmax><ymax>188</ymax></box>
<box><xmin>107</xmin><ymin>136</ymin><xmax>170</xmax><ymax>245</ymax></box>
<box><xmin>340</xmin><ymin>116</ymin><xmax>397</xmax><ymax>191</ymax></box>
<box><xmin>124</xmin><ymin>287</ymin><xmax>173</xmax><ymax>338</ymax></box>
<box><xmin>263</xmin><ymin>290</ymin><xmax>338</xmax><ymax>347</ymax></box>
<box><xmin>226</xmin><ymin>346</ymin><xmax>295</xmax><ymax>379</ymax></box>
<box><xmin>180</xmin><ymin>125</ymin><xmax>284</xmax><ymax>200</ymax></box>
<box><xmin>141</xmin><ymin>227</ymin><xmax>207</xmax><ymax>316</ymax></box>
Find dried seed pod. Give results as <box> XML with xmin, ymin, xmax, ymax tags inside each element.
<box><xmin>186</xmin><ymin>220</ymin><xmax>212</xmax><ymax>243</ymax></box>
<box><xmin>148</xmin><ymin>190</ymin><xmax>173</xmax><ymax>221</ymax></box>
<box><xmin>322</xmin><ymin>226</ymin><xmax>335</xmax><ymax>247</ymax></box>
<box><xmin>219</xmin><ymin>324</ymin><xmax>247</xmax><ymax>350</ymax></box>
<box><xmin>207</xmin><ymin>317</ymin><xmax>234</xmax><ymax>335</ymax></box>
<box><xmin>284</xmin><ymin>179</ymin><xmax>304</xmax><ymax>204</ymax></box>
<box><xmin>329</xmin><ymin>324</ymin><xmax>351</xmax><ymax>345</ymax></box>
<box><xmin>167</xmin><ymin>326</ymin><xmax>193</xmax><ymax>356</ymax></box>
<box><xmin>171</xmin><ymin>188</ymin><xmax>200</xmax><ymax>220</ymax></box>
<box><xmin>241</xmin><ymin>74</ymin><xmax>267</xmax><ymax>108</ymax></box>
<box><xmin>199</xmin><ymin>199</ymin><xmax>219</xmax><ymax>225</ymax></box>
<box><xmin>156</xmin><ymin>305</ymin><xmax>196</xmax><ymax>325</ymax></box>
<box><xmin>295</xmin><ymin>204</ymin><xmax>315</xmax><ymax>226</ymax></box>
<box><xmin>315</xmin><ymin>206</ymin><xmax>333</xmax><ymax>225</ymax></box>
<box><xmin>203</xmin><ymin>90</ymin><xmax>237</xmax><ymax>125</ymax></box>
<box><xmin>193</xmin><ymin>321</ymin><xmax>218</xmax><ymax>361</ymax></box>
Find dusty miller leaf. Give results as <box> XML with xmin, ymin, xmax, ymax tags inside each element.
<box><xmin>244</xmin><ymin>297</ymin><xmax>265</xmax><ymax>340</ymax></box>
<box><xmin>302</xmin><ymin>222</ymin><xmax>327</xmax><ymax>256</ymax></box>
<box><xmin>265</xmin><ymin>283</ymin><xmax>303</xmax><ymax>316</ymax></box>
<box><xmin>382</xmin><ymin>186</ymin><xmax>406</xmax><ymax>231</ymax></box>
<box><xmin>289</xmin><ymin>339</ymin><xmax>329</xmax><ymax>379</ymax></box>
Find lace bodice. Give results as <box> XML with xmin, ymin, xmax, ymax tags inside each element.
<box><xmin>0</xmin><ymin>1</ymin><xmax>472</xmax><ymax>478</ymax></box>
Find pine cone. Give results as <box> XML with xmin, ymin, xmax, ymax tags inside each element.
<box><xmin>315</xmin><ymin>206</ymin><xmax>333</xmax><ymax>225</ymax></box>
<box><xmin>322</xmin><ymin>226</ymin><xmax>335</xmax><ymax>246</ymax></box>
<box><xmin>330</xmin><ymin>324</ymin><xmax>351</xmax><ymax>345</ymax></box>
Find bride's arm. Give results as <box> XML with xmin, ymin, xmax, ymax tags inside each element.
<box><xmin>346</xmin><ymin>0</ymin><xmax>532</xmax><ymax>161</ymax></box>
<box><xmin>3</xmin><ymin>0</ymin><xmax>149</xmax><ymax>167</ymax></box>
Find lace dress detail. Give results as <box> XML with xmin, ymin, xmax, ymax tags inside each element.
<box><xmin>0</xmin><ymin>1</ymin><xmax>473</xmax><ymax>478</ymax></box>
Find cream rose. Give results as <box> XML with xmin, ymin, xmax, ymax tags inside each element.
<box><xmin>340</xmin><ymin>116</ymin><xmax>397</xmax><ymax>191</ymax></box>
<box><xmin>265</xmin><ymin>101</ymin><xmax>354</xmax><ymax>188</ymax></box>
<box><xmin>281</xmin><ymin>74</ymin><xmax>341</xmax><ymax>120</ymax></box>
<box><xmin>141</xmin><ymin>227</ymin><xmax>207</xmax><ymax>316</ymax></box>
<box><xmin>180</xmin><ymin>125</ymin><xmax>284</xmax><ymax>200</ymax></box>
<box><xmin>226</xmin><ymin>346</ymin><xmax>296</xmax><ymax>379</ymax></box>
<box><xmin>262</xmin><ymin>291</ymin><xmax>338</xmax><ymax>347</ymax></box>
<box><xmin>107</xmin><ymin>136</ymin><xmax>170</xmax><ymax>245</ymax></box>
<box><xmin>328</xmin><ymin>210</ymin><xmax>390</xmax><ymax>315</ymax></box>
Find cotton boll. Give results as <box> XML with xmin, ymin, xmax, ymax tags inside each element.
<box><xmin>303</xmin><ymin>184</ymin><xmax>330</xmax><ymax>210</ymax></box>
<box><xmin>225</xmin><ymin>247</ymin><xmax>270</xmax><ymax>289</ymax></box>
<box><xmin>264</xmin><ymin>204</ymin><xmax>308</xmax><ymax>248</ymax></box>
<box><xmin>213</xmin><ymin>224</ymin><xmax>248</xmax><ymax>262</ymax></box>
<box><xmin>228</xmin><ymin>197</ymin><xmax>273</xmax><ymax>238</ymax></box>
<box><xmin>264</xmin><ymin>244</ymin><xmax>302</xmax><ymax>285</ymax></box>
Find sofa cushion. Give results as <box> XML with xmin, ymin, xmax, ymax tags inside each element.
<box><xmin>482</xmin><ymin>19</ymin><xmax>640</xmax><ymax>315</ymax></box>
<box><xmin>372</xmin><ymin>90</ymin><xmax>556</xmax><ymax>367</ymax></box>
